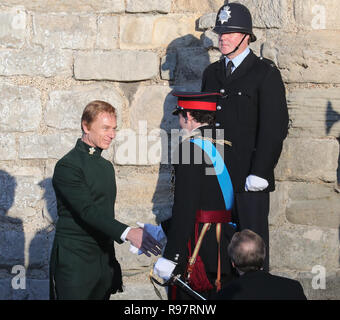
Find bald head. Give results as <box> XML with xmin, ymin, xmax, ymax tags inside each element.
<box><xmin>228</xmin><ymin>229</ymin><xmax>266</xmax><ymax>273</ymax></box>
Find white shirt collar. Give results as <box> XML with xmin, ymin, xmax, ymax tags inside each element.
<box><xmin>225</xmin><ymin>47</ymin><xmax>250</xmax><ymax>71</ymax></box>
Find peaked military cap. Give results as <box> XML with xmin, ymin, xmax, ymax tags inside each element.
<box><xmin>172</xmin><ymin>91</ymin><xmax>222</xmax><ymax>115</ymax></box>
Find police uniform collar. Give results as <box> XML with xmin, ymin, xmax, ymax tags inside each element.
<box><xmin>225</xmin><ymin>47</ymin><xmax>250</xmax><ymax>70</ymax></box>
<box><xmin>76</xmin><ymin>138</ymin><xmax>103</xmax><ymax>156</ymax></box>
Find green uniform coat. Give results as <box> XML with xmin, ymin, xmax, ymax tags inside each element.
<box><xmin>49</xmin><ymin>139</ymin><xmax>128</xmax><ymax>300</ymax></box>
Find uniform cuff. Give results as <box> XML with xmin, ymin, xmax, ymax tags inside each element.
<box><xmin>120</xmin><ymin>227</ymin><xmax>131</xmax><ymax>242</ymax></box>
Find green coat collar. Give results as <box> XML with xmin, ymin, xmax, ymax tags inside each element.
<box><xmin>75</xmin><ymin>138</ymin><xmax>103</xmax><ymax>157</ymax></box>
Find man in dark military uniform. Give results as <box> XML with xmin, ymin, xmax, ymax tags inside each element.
<box><xmin>50</xmin><ymin>100</ymin><xmax>161</xmax><ymax>300</ymax></box>
<box><xmin>201</xmin><ymin>2</ymin><xmax>289</xmax><ymax>271</ymax></box>
<box><xmin>153</xmin><ymin>92</ymin><xmax>239</xmax><ymax>300</ymax></box>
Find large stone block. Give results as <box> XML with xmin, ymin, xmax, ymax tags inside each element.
<box><xmin>270</xmin><ymin>225</ymin><xmax>339</xmax><ymax>271</ymax></box>
<box><xmin>96</xmin><ymin>15</ymin><xmax>119</xmax><ymax>49</ymax></box>
<box><xmin>113</xmin><ymin>131</ymin><xmax>170</xmax><ymax>166</ymax></box>
<box><xmin>129</xmin><ymin>85</ymin><xmax>178</xmax><ymax>133</ymax></box>
<box><xmin>0</xmin><ymin>133</ymin><xmax>16</xmax><ymax>160</ymax></box>
<box><xmin>115</xmin><ymin>203</ymin><xmax>171</xmax><ymax>227</ymax></box>
<box><xmin>1</xmin><ymin>0</ymin><xmax>125</xmax><ymax>13</ymax></box>
<box><xmin>287</xmin><ymin>88</ymin><xmax>340</xmax><ymax>138</ymax></box>
<box><xmin>197</xmin><ymin>0</ymin><xmax>288</xmax><ymax>29</ymax></box>
<box><xmin>0</xmin><ymin>7</ymin><xmax>27</xmax><ymax>48</ymax></box>
<box><xmin>74</xmin><ymin>51</ymin><xmax>159</xmax><ymax>81</ymax></box>
<box><xmin>0</xmin><ymin>83</ymin><xmax>41</xmax><ymax>132</ymax></box>
<box><xmin>120</xmin><ymin>15</ymin><xmax>200</xmax><ymax>49</ymax></box>
<box><xmin>270</xmin><ymin>269</ymin><xmax>340</xmax><ymax>300</ymax></box>
<box><xmin>238</xmin><ymin>0</ymin><xmax>288</xmax><ymax>28</ymax></box>
<box><xmin>286</xmin><ymin>183</ymin><xmax>340</xmax><ymax>229</ymax></box>
<box><xmin>275</xmin><ymin>138</ymin><xmax>339</xmax><ymax>183</ymax></box>
<box><xmin>32</xmin><ymin>13</ymin><xmax>97</xmax><ymax>49</ymax></box>
<box><xmin>268</xmin><ymin>182</ymin><xmax>289</xmax><ymax>227</ymax></box>
<box><xmin>111</xmin><ymin>276</ymin><xmax>165</xmax><ymax>300</ymax></box>
<box><xmin>297</xmin><ymin>270</ymin><xmax>340</xmax><ymax>300</ymax></box>
<box><xmin>294</xmin><ymin>0</ymin><xmax>340</xmax><ymax>30</ymax></box>
<box><xmin>0</xmin><ymin>48</ymin><xmax>72</xmax><ymax>77</ymax></box>
<box><xmin>45</xmin><ymin>85</ymin><xmax>125</xmax><ymax>130</ymax></box>
<box><xmin>263</xmin><ymin>31</ymin><xmax>340</xmax><ymax>83</ymax></box>
<box><xmin>126</xmin><ymin>0</ymin><xmax>172</xmax><ymax>13</ymax></box>
<box><xmin>19</xmin><ymin>133</ymin><xmax>78</xmax><ymax>160</ymax></box>
<box><xmin>115</xmin><ymin>171</ymin><xmax>172</xmax><ymax>207</ymax></box>
<box><xmin>172</xmin><ymin>0</ymin><xmax>221</xmax><ymax>13</ymax></box>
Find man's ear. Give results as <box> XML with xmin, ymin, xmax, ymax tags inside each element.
<box><xmin>82</xmin><ymin>121</ymin><xmax>90</xmax><ymax>134</ymax></box>
<box><xmin>186</xmin><ymin>112</ymin><xmax>194</xmax><ymax>122</ymax></box>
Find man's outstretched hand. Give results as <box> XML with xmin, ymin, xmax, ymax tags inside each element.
<box><xmin>126</xmin><ymin>227</ymin><xmax>162</xmax><ymax>257</ymax></box>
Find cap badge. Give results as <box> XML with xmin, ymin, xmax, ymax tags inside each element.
<box><xmin>218</xmin><ymin>5</ymin><xmax>232</xmax><ymax>24</ymax></box>
<box><xmin>89</xmin><ymin>147</ymin><xmax>95</xmax><ymax>155</ymax></box>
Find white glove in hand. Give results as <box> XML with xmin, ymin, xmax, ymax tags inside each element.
<box><xmin>153</xmin><ymin>257</ymin><xmax>176</xmax><ymax>281</ymax></box>
<box><xmin>245</xmin><ymin>175</ymin><xmax>269</xmax><ymax>192</ymax></box>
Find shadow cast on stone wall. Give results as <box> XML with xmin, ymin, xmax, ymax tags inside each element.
<box><xmin>325</xmin><ymin>101</ymin><xmax>340</xmax><ymax>186</ymax></box>
<box><xmin>0</xmin><ymin>170</ymin><xmax>24</xmax><ymax>299</ymax></box>
<box><xmin>0</xmin><ymin>171</ymin><xmax>57</xmax><ymax>299</ymax></box>
<box><xmin>151</xmin><ymin>34</ymin><xmax>212</xmax><ymax>224</ymax></box>
<box><xmin>325</xmin><ymin>101</ymin><xmax>340</xmax><ymax>266</ymax></box>
<box><xmin>27</xmin><ymin>178</ymin><xmax>57</xmax><ymax>300</ymax></box>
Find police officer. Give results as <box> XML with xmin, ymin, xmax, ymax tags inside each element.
<box><xmin>201</xmin><ymin>2</ymin><xmax>289</xmax><ymax>271</ymax></box>
<box><xmin>153</xmin><ymin>92</ymin><xmax>239</xmax><ymax>300</ymax></box>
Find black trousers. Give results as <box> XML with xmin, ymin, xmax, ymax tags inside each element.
<box><xmin>232</xmin><ymin>192</ymin><xmax>270</xmax><ymax>271</ymax></box>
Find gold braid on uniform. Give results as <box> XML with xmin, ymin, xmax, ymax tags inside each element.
<box><xmin>185</xmin><ymin>130</ymin><xmax>232</xmax><ymax>147</ymax></box>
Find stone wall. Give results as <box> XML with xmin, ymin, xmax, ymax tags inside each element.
<box><xmin>0</xmin><ymin>0</ymin><xmax>339</xmax><ymax>300</ymax></box>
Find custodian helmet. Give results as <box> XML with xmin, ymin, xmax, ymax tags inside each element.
<box><xmin>213</xmin><ymin>2</ymin><xmax>256</xmax><ymax>42</ymax></box>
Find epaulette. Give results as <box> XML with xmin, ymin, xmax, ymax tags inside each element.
<box><xmin>258</xmin><ymin>55</ymin><xmax>277</xmax><ymax>69</ymax></box>
<box><xmin>188</xmin><ymin>131</ymin><xmax>232</xmax><ymax>147</ymax></box>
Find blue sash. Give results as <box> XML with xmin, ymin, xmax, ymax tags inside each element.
<box><xmin>190</xmin><ymin>138</ymin><xmax>234</xmax><ymax>211</ymax></box>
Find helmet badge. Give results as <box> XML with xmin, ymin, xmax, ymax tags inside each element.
<box><xmin>218</xmin><ymin>5</ymin><xmax>232</xmax><ymax>24</ymax></box>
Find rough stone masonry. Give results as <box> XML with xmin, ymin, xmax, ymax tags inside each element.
<box><xmin>0</xmin><ymin>0</ymin><xmax>339</xmax><ymax>300</ymax></box>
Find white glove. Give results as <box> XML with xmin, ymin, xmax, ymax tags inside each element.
<box><xmin>129</xmin><ymin>222</ymin><xmax>167</xmax><ymax>255</ymax></box>
<box><xmin>245</xmin><ymin>175</ymin><xmax>269</xmax><ymax>192</ymax></box>
<box><xmin>153</xmin><ymin>257</ymin><xmax>176</xmax><ymax>281</ymax></box>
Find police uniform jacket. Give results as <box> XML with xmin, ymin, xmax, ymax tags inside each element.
<box><xmin>162</xmin><ymin>125</ymin><xmax>238</xmax><ymax>282</ymax></box>
<box><xmin>201</xmin><ymin>50</ymin><xmax>289</xmax><ymax>192</ymax></box>
<box><xmin>50</xmin><ymin>139</ymin><xmax>128</xmax><ymax>298</ymax></box>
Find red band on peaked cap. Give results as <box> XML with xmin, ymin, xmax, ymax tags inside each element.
<box><xmin>177</xmin><ymin>100</ymin><xmax>217</xmax><ymax>111</ymax></box>
<box><xmin>172</xmin><ymin>91</ymin><xmax>222</xmax><ymax>112</ymax></box>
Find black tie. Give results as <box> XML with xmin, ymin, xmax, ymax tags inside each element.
<box><xmin>225</xmin><ymin>60</ymin><xmax>234</xmax><ymax>78</ymax></box>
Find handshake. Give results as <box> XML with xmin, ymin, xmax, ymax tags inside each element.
<box><xmin>126</xmin><ymin>222</ymin><xmax>167</xmax><ymax>257</ymax></box>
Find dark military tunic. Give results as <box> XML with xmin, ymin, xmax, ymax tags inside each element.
<box><xmin>162</xmin><ymin>126</ymin><xmax>239</xmax><ymax>300</ymax></box>
<box><xmin>201</xmin><ymin>50</ymin><xmax>289</xmax><ymax>270</ymax></box>
<box><xmin>50</xmin><ymin>139</ymin><xmax>128</xmax><ymax>300</ymax></box>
